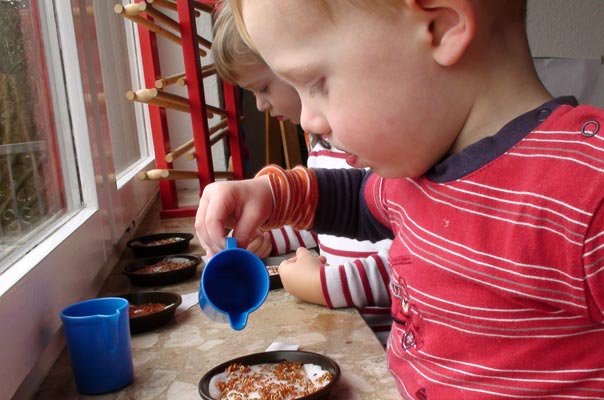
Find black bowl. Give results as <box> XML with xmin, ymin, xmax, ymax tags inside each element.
<box><xmin>118</xmin><ymin>291</ymin><xmax>182</xmax><ymax>334</ymax></box>
<box><xmin>123</xmin><ymin>254</ymin><xmax>201</xmax><ymax>286</ymax></box>
<box><xmin>198</xmin><ymin>350</ymin><xmax>340</xmax><ymax>400</ymax></box>
<box><xmin>266</xmin><ymin>265</ymin><xmax>283</xmax><ymax>290</ymax></box>
<box><xmin>127</xmin><ymin>232</ymin><xmax>193</xmax><ymax>257</ymax></box>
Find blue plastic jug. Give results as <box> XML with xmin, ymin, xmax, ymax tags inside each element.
<box><xmin>199</xmin><ymin>237</ymin><xmax>269</xmax><ymax>330</ymax></box>
<box><xmin>61</xmin><ymin>297</ymin><xmax>133</xmax><ymax>394</ymax></box>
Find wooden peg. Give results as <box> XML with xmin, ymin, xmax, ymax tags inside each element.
<box><xmin>146</xmin><ymin>0</ymin><xmax>177</xmax><ymax>11</ymax></box>
<box><xmin>126</xmin><ymin>89</ymin><xmax>190</xmax><ymax>113</ymax></box>
<box><xmin>138</xmin><ymin>168</ymin><xmax>233</xmax><ymax>180</ymax></box>
<box><xmin>155</xmin><ymin>72</ymin><xmax>186</xmax><ymax>89</ymax></box>
<box><xmin>146</xmin><ymin>0</ymin><xmax>201</xmax><ymax>17</ymax></box>
<box><xmin>165</xmin><ymin>139</ymin><xmax>194</xmax><ymax>163</ymax></box>
<box><xmin>201</xmin><ymin>64</ymin><xmax>216</xmax><ymax>78</ymax></box>
<box><xmin>205</xmin><ymin>104</ymin><xmax>227</xmax><ymax>117</ymax></box>
<box><xmin>144</xmin><ymin>4</ymin><xmax>211</xmax><ymax>51</ymax></box>
<box><xmin>209</xmin><ymin>127</ymin><xmax>230</xmax><ymax>145</ymax></box>
<box><xmin>114</xmin><ymin>3</ymin><xmax>146</xmax><ymax>16</ymax></box>
<box><xmin>177</xmin><ymin>65</ymin><xmax>219</xmax><ymax>89</ymax></box>
<box><xmin>192</xmin><ymin>1</ymin><xmax>214</xmax><ymax>14</ymax></box>
<box><xmin>115</xmin><ymin>5</ymin><xmax>181</xmax><ymax>47</ymax></box>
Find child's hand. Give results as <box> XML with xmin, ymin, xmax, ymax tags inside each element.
<box><xmin>246</xmin><ymin>231</ymin><xmax>273</xmax><ymax>258</ymax></box>
<box><xmin>279</xmin><ymin>247</ymin><xmax>327</xmax><ymax>306</ymax></box>
<box><xmin>195</xmin><ymin>176</ymin><xmax>273</xmax><ymax>257</ymax></box>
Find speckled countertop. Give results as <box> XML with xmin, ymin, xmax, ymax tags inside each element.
<box><xmin>34</xmin><ymin>201</ymin><xmax>400</xmax><ymax>400</ymax></box>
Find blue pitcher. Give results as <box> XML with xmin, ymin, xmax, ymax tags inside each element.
<box><xmin>61</xmin><ymin>297</ymin><xmax>133</xmax><ymax>394</ymax></box>
<box><xmin>199</xmin><ymin>237</ymin><xmax>269</xmax><ymax>330</ymax></box>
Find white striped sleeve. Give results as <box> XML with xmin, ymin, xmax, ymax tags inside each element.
<box><xmin>268</xmin><ymin>226</ymin><xmax>319</xmax><ymax>255</ymax></box>
<box><xmin>321</xmin><ymin>249</ymin><xmax>391</xmax><ymax>309</ymax></box>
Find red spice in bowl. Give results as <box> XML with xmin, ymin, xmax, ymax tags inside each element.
<box><xmin>129</xmin><ymin>303</ymin><xmax>167</xmax><ymax>318</ymax></box>
<box><xmin>117</xmin><ymin>291</ymin><xmax>182</xmax><ymax>334</ymax></box>
<box><xmin>122</xmin><ymin>254</ymin><xmax>201</xmax><ymax>286</ymax></box>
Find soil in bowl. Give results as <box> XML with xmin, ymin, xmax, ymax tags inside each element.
<box><xmin>118</xmin><ymin>291</ymin><xmax>183</xmax><ymax>334</ymax></box>
<box><xmin>123</xmin><ymin>254</ymin><xmax>200</xmax><ymax>286</ymax></box>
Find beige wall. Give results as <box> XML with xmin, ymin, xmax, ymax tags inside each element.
<box><xmin>527</xmin><ymin>0</ymin><xmax>604</xmax><ymax>59</ymax></box>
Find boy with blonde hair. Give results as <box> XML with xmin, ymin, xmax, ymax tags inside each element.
<box><xmin>211</xmin><ymin>1</ymin><xmax>393</xmax><ymax>345</ymax></box>
<box><xmin>198</xmin><ymin>0</ymin><xmax>604</xmax><ymax>397</ymax></box>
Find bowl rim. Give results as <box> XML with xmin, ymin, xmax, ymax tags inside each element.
<box><xmin>198</xmin><ymin>350</ymin><xmax>340</xmax><ymax>400</ymax></box>
<box><xmin>126</xmin><ymin>232</ymin><xmax>194</xmax><ymax>248</ymax></box>
<box><xmin>117</xmin><ymin>291</ymin><xmax>183</xmax><ymax>324</ymax></box>
<box><xmin>122</xmin><ymin>254</ymin><xmax>201</xmax><ymax>277</ymax></box>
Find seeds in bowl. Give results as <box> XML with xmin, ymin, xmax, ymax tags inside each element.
<box><xmin>131</xmin><ymin>237</ymin><xmax>184</xmax><ymax>247</ymax></box>
<box><xmin>129</xmin><ymin>302</ymin><xmax>168</xmax><ymax>318</ymax></box>
<box><xmin>132</xmin><ymin>257</ymin><xmax>195</xmax><ymax>274</ymax></box>
<box><xmin>209</xmin><ymin>361</ymin><xmax>334</xmax><ymax>399</ymax></box>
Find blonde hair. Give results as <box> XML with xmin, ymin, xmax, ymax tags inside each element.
<box><xmin>212</xmin><ymin>1</ymin><xmax>264</xmax><ymax>84</ymax></box>
<box><xmin>226</xmin><ymin>0</ymin><xmax>527</xmax><ymax>52</ymax></box>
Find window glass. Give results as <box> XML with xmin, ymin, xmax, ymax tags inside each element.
<box><xmin>0</xmin><ymin>0</ymin><xmax>74</xmax><ymax>269</ymax></box>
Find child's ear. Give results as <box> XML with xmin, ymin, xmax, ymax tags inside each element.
<box><xmin>411</xmin><ymin>0</ymin><xmax>476</xmax><ymax>66</ymax></box>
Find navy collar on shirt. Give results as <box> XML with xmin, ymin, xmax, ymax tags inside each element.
<box><xmin>426</xmin><ymin>96</ymin><xmax>579</xmax><ymax>183</ymax></box>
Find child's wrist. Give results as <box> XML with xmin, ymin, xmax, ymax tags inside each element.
<box><xmin>255</xmin><ymin>165</ymin><xmax>318</xmax><ymax>230</ymax></box>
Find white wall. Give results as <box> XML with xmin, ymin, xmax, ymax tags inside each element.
<box><xmin>527</xmin><ymin>0</ymin><xmax>604</xmax><ymax>107</ymax></box>
<box><xmin>527</xmin><ymin>0</ymin><xmax>604</xmax><ymax>59</ymax></box>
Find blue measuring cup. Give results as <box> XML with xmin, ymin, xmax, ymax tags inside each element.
<box><xmin>199</xmin><ymin>237</ymin><xmax>269</xmax><ymax>330</ymax></box>
<box><xmin>60</xmin><ymin>297</ymin><xmax>133</xmax><ymax>394</ymax></box>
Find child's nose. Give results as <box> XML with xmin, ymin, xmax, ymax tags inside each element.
<box><xmin>255</xmin><ymin>97</ymin><xmax>269</xmax><ymax>112</ymax></box>
<box><xmin>300</xmin><ymin>104</ymin><xmax>329</xmax><ymax>135</ymax></box>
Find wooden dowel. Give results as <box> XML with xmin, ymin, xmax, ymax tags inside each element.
<box><xmin>166</xmin><ymin>118</ymin><xmax>227</xmax><ymax>162</ymax></box>
<box><xmin>147</xmin><ymin>0</ymin><xmax>176</xmax><ymax>11</ymax></box>
<box><xmin>192</xmin><ymin>1</ymin><xmax>214</xmax><ymax>14</ymax></box>
<box><xmin>114</xmin><ymin>3</ymin><xmax>146</xmax><ymax>17</ymax></box>
<box><xmin>205</xmin><ymin>104</ymin><xmax>227</xmax><ymax>117</ymax></box>
<box><xmin>126</xmin><ymin>90</ymin><xmax>190</xmax><ymax>113</ymax></box>
<box><xmin>116</xmin><ymin>10</ymin><xmax>182</xmax><ymax>47</ymax></box>
<box><xmin>165</xmin><ymin>138</ymin><xmax>194</xmax><ymax>163</ymax></box>
<box><xmin>153</xmin><ymin>89</ymin><xmax>191</xmax><ymax>109</ymax></box>
<box><xmin>209</xmin><ymin>127</ymin><xmax>230</xmax><ymax>145</ymax></box>
<box><xmin>131</xmin><ymin>88</ymin><xmax>190</xmax><ymax>109</ymax></box>
<box><xmin>115</xmin><ymin>4</ymin><xmax>207</xmax><ymax>55</ymax></box>
<box><xmin>201</xmin><ymin>64</ymin><xmax>216</xmax><ymax>78</ymax></box>
<box><xmin>155</xmin><ymin>72</ymin><xmax>186</xmax><ymax>89</ymax></box>
<box><xmin>209</xmin><ymin>118</ymin><xmax>228</xmax><ymax>134</ymax></box>
<box><xmin>144</xmin><ymin>4</ymin><xmax>210</xmax><ymax>52</ymax></box>
<box><xmin>138</xmin><ymin>168</ymin><xmax>233</xmax><ymax>180</ymax></box>
<box><xmin>146</xmin><ymin>0</ymin><xmax>201</xmax><ymax>17</ymax></box>
<box><xmin>176</xmin><ymin>77</ymin><xmax>187</xmax><ymax>87</ymax></box>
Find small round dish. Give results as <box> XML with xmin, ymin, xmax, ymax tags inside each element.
<box><xmin>266</xmin><ymin>265</ymin><xmax>283</xmax><ymax>290</ymax></box>
<box><xmin>127</xmin><ymin>232</ymin><xmax>193</xmax><ymax>257</ymax></box>
<box><xmin>122</xmin><ymin>254</ymin><xmax>201</xmax><ymax>286</ymax></box>
<box><xmin>198</xmin><ymin>350</ymin><xmax>340</xmax><ymax>400</ymax></box>
<box><xmin>118</xmin><ymin>291</ymin><xmax>182</xmax><ymax>334</ymax></box>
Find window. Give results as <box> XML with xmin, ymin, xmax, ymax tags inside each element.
<box><xmin>0</xmin><ymin>0</ymin><xmax>155</xmax><ymax>282</ymax></box>
<box><xmin>0</xmin><ymin>0</ymin><xmax>79</xmax><ymax>272</ymax></box>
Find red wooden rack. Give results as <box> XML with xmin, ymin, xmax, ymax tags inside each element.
<box><xmin>119</xmin><ymin>0</ymin><xmax>245</xmax><ymax>218</ymax></box>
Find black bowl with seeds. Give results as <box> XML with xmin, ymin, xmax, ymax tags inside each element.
<box><xmin>127</xmin><ymin>232</ymin><xmax>193</xmax><ymax>257</ymax></box>
<box><xmin>117</xmin><ymin>291</ymin><xmax>182</xmax><ymax>334</ymax></box>
<box><xmin>122</xmin><ymin>254</ymin><xmax>201</xmax><ymax>286</ymax></box>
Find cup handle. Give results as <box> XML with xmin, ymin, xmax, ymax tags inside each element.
<box><xmin>226</xmin><ymin>237</ymin><xmax>237</xmax><ymax>249</ymax></box>
<box><xmin>101</xmin><ymin>314</ymin><xmax>120</xmax><ymax>352</ymax></box>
